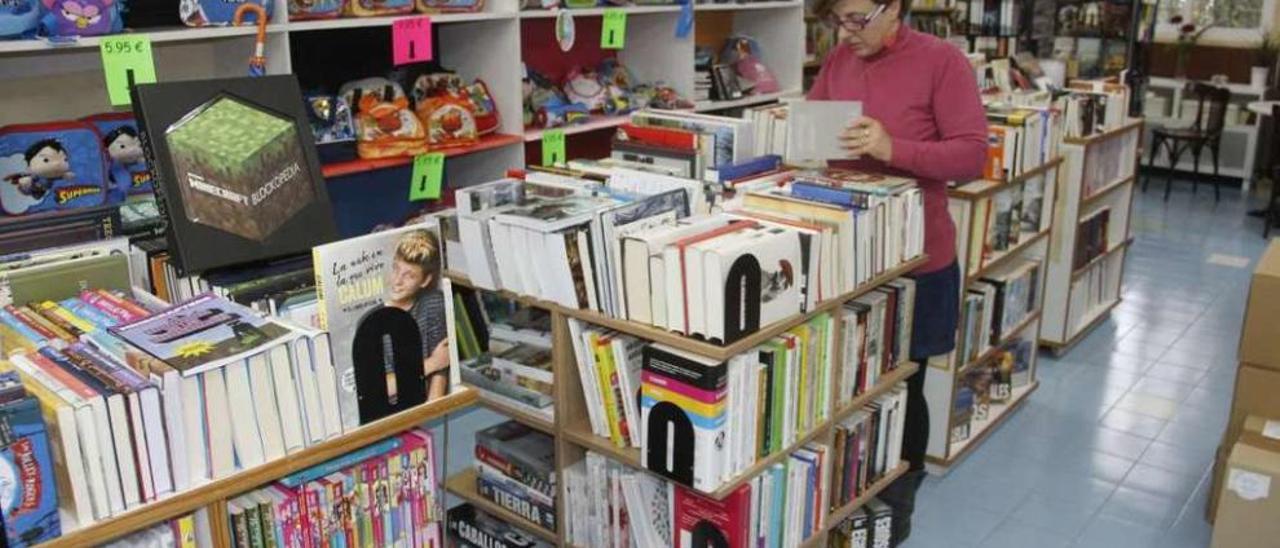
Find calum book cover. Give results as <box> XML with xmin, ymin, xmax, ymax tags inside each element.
<box><xmin>131</xmin><ymin>75</ymin><xmax>337</xmax><ymax>275</ymax></box>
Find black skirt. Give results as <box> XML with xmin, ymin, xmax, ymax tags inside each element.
<box><xmin>908</xmin><ymin>261</ymin><xmax>960</xmax><ymax>361</ymax></box>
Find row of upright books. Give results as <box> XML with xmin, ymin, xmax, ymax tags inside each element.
<box><xmin>447</xmin><ymin>165</ymin><xmax>924</xmax><ymax>347</ymax></box>
<box><xmin>1061</xmin><ymin>82</ymin><xmax>1129</xmax><ymax>139</ymax></box>
<box><xmin>955</xmin><ymin>0</ymin><xmax>1019</xmax><ymax>36</ymax></box>
<box><xmin>563</xmin><ymin>377</ymin><xmax>906</xmax><ymax>548</ymax></box>
<box><xmin>101</xmin><ymin>512</ymin><xmax>210</xmax><ymax>548</ymax></box>
<box><xmin>984</xmin><ymin>106</ymin><xmax>1061</xmax><ymax>181</ymax></box>
<box><xmin>567</xmin><ymin>277</ymin><xmax>915</xmax><ymax>494</ymax></box>
<box><xmin>1074</xmin><ymin>207</ymin><xmax>1111</xmax><ymax>271</ymax></box>
<box><xmin>227</xmin><ymin>429</ymin><xmax>443</xmax><ymax>548</ymax></box>
<box><xmin>954</xmin><ymin>170</ymin><xmax>1054</xmax><ymax>275</ymax></box>
<box><xmin>950</xmin><ymin>330</ymin><xmax>1034</xmax><ymax>443</ymax></box>
<box><xmin>470</xmin><ymin>421</ymin><xmax>557</xmax><ymax>535</ymax></box>
<box><xmin>958</xmin><ymin>259</ymin><xmax>1041</xmax><ymax>364</ymax></box>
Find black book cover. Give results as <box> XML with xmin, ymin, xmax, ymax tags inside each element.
<box><xmin>131</xmin><ymin>75</ymin><xmax>337</xmax><ymax>275</ymax></box>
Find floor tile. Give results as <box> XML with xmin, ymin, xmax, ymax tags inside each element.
<box><xmin>1098</xmin><ymin>482</ymin><xmax>1189</xmax><ymax>529</ymax></box>
<box><xmin>1129</xmin><ymin>377</ymin><xmax>1198</xmax><ymax>403</ymax></box>
<box><xmin>1005</xmin><ymin>491</ymin><xmax>1100</xmax><ymax>538</ymax></box>
<box><xmin>1086</xmin><ymin>426</ymin><xmax>1155</xmax><ymax>461</ymax></box>
<box><xmin>1145</xmin><ymin>362</ymin><xmax>1210</xmax><ymax>385</ymax></box>
<box><xmin>1140</xmin><ymin>440</ymin><xmax>1215</xmax><ymax>477</ymax></box>
<box><xmin>1206</xmin><ymin>253</ymin><xmax>1251</xmax><ymax>268</ymax></box>
<box><xmin>1074</xmin><ymin>514</ymin><xmax>1167</xmax><ymax>548</ymax></box>
<box><xmin>1101</xmin><ymin>408</ymin><xmax>1170</xmax><ymax>439</ymax></box>
<box><xmin>1112</xmin><ymin>392</ymin><xmax>1181</xmax><ymax>420</ymax></box>
<box><xmin>981</xmin><ymin>518</ymin><xmax>1074</xmax><ymax>548</ymax></box>
<box><xmin>1120</xmin><ymin>463</ymin><xmax>1202</xmax><ymax>501</ymax></box>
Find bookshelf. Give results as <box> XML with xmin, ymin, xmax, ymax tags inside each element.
<box><xmin>33</xmin><ymin>388</ymin><xmax>479</xmax><ymax>547</ymax></box>
<box><xmin>923</xmin><ymin>143</ymin><xmax>1062</xmax><ymax>470</ymax></box>
<box><xmin>1040</xmin><ymin>119</ymin><xmax>1143</xmax><ymax>354</ymax></box>
<box><xmin>442</xmin><ymin>252</ymin><xmax>928</xmax><ymax>544</ymax></box>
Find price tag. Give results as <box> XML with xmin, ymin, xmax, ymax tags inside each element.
<box><xmin>100</xmin><ymin>36</ymin><xmax>157</xmax><ymax>107</ymax></box>
<box><xmin>542</xmin><ymin>129</ymin><xmax>566</xmax><ymax>167</ymax></box>
<box><xmin>392</xmin><ymin>16</ymin><xmax>434</xmax><ymax>65</ymax></box>
<box><xmin>601</xmin><ymin>9</ymin><xmax>627</xmax><ymax>49</ymax></box>
<box><xmin>409</xmin><ymin>153</ymin><xmax>444</xmax><ymax>201</ymax></box>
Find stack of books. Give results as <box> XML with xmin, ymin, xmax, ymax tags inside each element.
<box><xmin>100</xmin><ymin>512</ymin><xmax>210</xmax><ymax>548</ymax></box>
<box><xmin>448</xmin><ymin>503</ymin><xmax>555</xmax><ymax>548</ymax></box>
<box><xmin>474</xmin><ymin>421</ymin><xmax>557</xmax><ymax>533</ymax></box>
<box><xmin>984</xmin><ymin>107</ymin><xmax>1060</xmax><ymax>180</ymax></box>
<box><xmin>456</xmin><ymin>295</ymin><xmax>555</xmax><ymax>422</ymax></box>
<box><xmin>838</xmin><ymin>279</ymin><xmax>915</xmax><ymax>406</ymax></box>
<box><xmin>565</xmin><ymin>319</ymin><xmax>646</xmax><ymax>449</ymax></box>
<box><xmin>0</xmin><ymin>372</ymin><xmax>62</xmax><ymax>547</ymax></box>
<box><xmin>637</xmin><ymin>315</ymin><xmax>837</xmax><ymax>493</ymax></box>
<box><xmin>827</xmin><ymin>498</ymin><xmax>895</xmax><ymax>548</ymax></box>
<box><xmin>228</xmin><ymin>429</ymin><xmax>442</xmax><ymax>547</ymax></box>
<box><xmin>974</xmin><ymin>259</ymin><xmax>1041</xmax><ymax>342</ymax></box>
<box><xmin>563</xmin><ymin>451</ymin><xmax>670</xmax><ymax>547</ymax></box>
<box><xmin>829</xmin><ymin>389</ymin><xmax>908</xmax><ymax>511</ymax></box>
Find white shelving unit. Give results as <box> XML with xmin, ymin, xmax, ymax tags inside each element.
<box><xmin>923</xmin><ymin>156</ymin><xmax>1061</xmax><ymax>471</ymax></box>
<box><xmin>0</xmin><ymin>0</ymin><xmax>802</xmax><ymax>183</ymax></box>
<box><xmin>1040</xmin><ymin>120</ymin><xmax>1143</xmax><ymax>354</ymax></box>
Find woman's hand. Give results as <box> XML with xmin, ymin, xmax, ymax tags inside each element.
<box><xmin>840</xmin><ymin>116</ymin><xmax>893</xmax><ymax>163</ymax></box>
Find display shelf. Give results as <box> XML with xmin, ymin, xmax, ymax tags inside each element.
<box><xmin>0</xmin><ymin>25</ymin><xmax>287</xmax><ymax>54</ymax></box>
<box><xmin>955</xmin><ymin>311</ymin><xmax>1042</xmax><ymax>375</ymax></box>
<box><xmin>1081</xmin><ymin>174</ymin><xmax>1136</xmax><ymax>207</ymax></box>
<box><xmin>445</xmin><ymin>469</ymin><xmax>559</xmax><ymax>543</ymax></box>
<box><xmin>928</xmin><ymin>381</ymin><xmax>1038</xmax><ymax>469</ymax></box>
<box><xmin>1070</xmin><ymin>237</ymin><xmax>1132</xmax><ymax>281</ymax></box>
<box><xmin>695</xmin><ymin>1</ymin><xmax>802</xmax><ymax>11</ymax></box>
<box><xmin>694</xmin><ymin>87</ymin><xmax>800</xmax><ymax>112</ymax></box>
<box><xmin>445</xmin><ymin>270</ymin><xmax>560</xmax><ymax>310</ymax></box>
<box><xmin>519</xmin><ymin>5</ymin><xmax>682</xmax><ymax>17</ymax></box>
<box><xmin>948</xmin><ymin>157</ymin><xmax>1064</xmax><ymax>200</ymax></box>
<box><xmin>797</xmin><ymin>462</ymin><xmax>910</xmax><ymax>548</ymax></box>
<box><xmin>288</xmin><ymin>11</ymin><xmax>514</xmax><ymax>32</ymax></box>
<box><xmin>561</xmin><ymin>362</ymin><xmax>918</xmax><ymax>500</ymax></box>
<box><xmin>321</xmin><ymin>134</ymin><xmax>524</xmax><ymax>178</ymax></box>
<box><xmin>523</xmin><ymin>115</ymin><xmax>632</xmax><ymax>142</ymax></box>
<box><xmin>564</xmin><ymin>255</ymin><xmax>928</xmax><ymax>362</ymax></box>
<box><xmin>475</xmin><ymin>391</ymin><xmax>557</xmax><ymax>435</ymax></box>
<box><xmin>38</xmin><ymin>388</ymin><xmax>478</xmax><ymax>548</ymax></box>
<box><xmin>1063</xmin><ymin>119</ymin><xmax>1144</xmax><ymax>146</ymax></box>
<box><xmin>966</xmin><ymin>228</ymin><xmax>1050</xmax><ymax>284</ymax></box>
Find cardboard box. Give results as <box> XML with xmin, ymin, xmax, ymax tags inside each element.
<box><xmin>1209</xmin><ymin>366</ymin><xmax>1280</xmax><ymax>520</ymax></box>
<box><xmin>1239</xmin><ymin>240</ymin><xmax>1280</xmax><ymax>372</ymax></box>
<box><xmin>1211</xmin><ymin>424</ymin><xmax>1280</xmax><ymax>548</ymax></box>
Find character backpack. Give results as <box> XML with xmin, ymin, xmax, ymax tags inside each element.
<box><xmin>339</xmin><ymin>77</ymin><xmax>428</xmax><ymax>159</ymax></box>
<box><xmin>344</xmin><ymin>0</ymin><xmax>410</xmax><ymax>18</ymax></box>
<box><xmin>289</xmin><ymin>0</ymin><xmax>343</xmax><ymax>19</ymax></box>
<box><xmin>0</xmin><ymin>121</ymin><xmax>112</xmax><ymax>217</ymax></box>
<box><xmin>411</xmin><ymin>73</ymin><xmax>478</xmax><ymax>149</ymax></box>
<box><xmin>304</xmin><ymin>92</ymin><xmax>356</xmax><ymax>144</ymax></box>
<box><xmin>180</xmin><ymin>0</ymin><xmax>272</xmax><ymax>26</ymax></box>
<box><xmin>80</xmin><ymin>112</ymin><xmax>153</xmax><ymax>200</ymax></box>
<box><xmin>39</xmin><ymin>0</ymin><xmax>122</xmax><ymax>37</ymax></box>
<box><xmin>0</xmin><ymin>0</ymin><xmax>39</xmax><ymax>39</ymax></box>
<box><xmin>415</xmin><ymin>0</ymin><xmax>480</xmax><ymax>13</ymax></box>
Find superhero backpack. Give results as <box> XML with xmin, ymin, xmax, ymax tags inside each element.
<box><xmin>0</xmin><ymin>121</ymin><xmax>113</xmax><ymax>217</ymax></box>
<box><xmin>81</xmin><ymin>112</ymin><xmax>154</xmax><ymax>199</ymax></box>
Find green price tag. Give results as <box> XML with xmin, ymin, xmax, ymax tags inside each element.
<box><xmin>542</xmin><ymin>129</ymin><xmax>567</xmax><ymax>167</ymax></box>
<box><xmin>601</xmin><ymin>9</ymin><xmax>627</xmax><ymax>49</ymax></box>
<box><xmin>100</xmin><ymin>36</ymin><xmax>157</xmax><ymax>107</ymax></box>
<box><xmin>409</xmin><ymin>153</ymin><xmax>445</xmax><ymax>201</ymax></box>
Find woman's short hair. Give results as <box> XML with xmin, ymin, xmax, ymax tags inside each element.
<box><xmin>813</xmin><ymin>0</ymin><xmax>910</xmax><ymax>20</ymax></box>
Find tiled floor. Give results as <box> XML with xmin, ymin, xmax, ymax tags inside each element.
<box><xmin>902</xmin><ymin>180</ymin><xmax>1273</xmax><ymax>548</ymax></box>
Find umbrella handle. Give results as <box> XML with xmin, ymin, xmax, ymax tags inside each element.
<box><xmin>233</xmin><ymin>3</ymin><xmax>269</xmax><ymax>59</ymax></box>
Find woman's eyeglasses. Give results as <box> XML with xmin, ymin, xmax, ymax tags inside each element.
<box><xmin>824</xmin><ymin>3</ymin><xmax>887</xmax><ymax>31</ymax></box>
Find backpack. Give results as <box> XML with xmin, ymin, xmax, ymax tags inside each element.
<box><xmin>0</xmin><ymin>0</ymin><xmax>39</xmax><ymax>39</ymax></box>
<box><xmin>39</xmin><ymin>0</ymin><xmax>122</xmax><ymax>36</ymax></box>
<box><xmin>81</xmin><ymin>112</ymin><xmax>154</xmax><ymax>199</ymax></box>
<box><xmin>339</xmin><ymin>77</ymin><xmax>428</xmax><ymax>159</ymax></box>
<box><xmin>0</xmin><ymin>121</ymin><xmax>113</xmax><ymax>217</ymax></box>
<box><xmin>180</xmin><ymin>0</ymin><xmax>271</xmax><ymax>26</ymax></box>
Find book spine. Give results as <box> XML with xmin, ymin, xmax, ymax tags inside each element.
<box><xmin>475</xmin><ymin>473</ymin><xmax>556</xmax><ymax>531</ymax></box>
<box><xmin>473</xmin><ymin>443</ymin><xmax>554</xmax><ymax>499</ymax></box>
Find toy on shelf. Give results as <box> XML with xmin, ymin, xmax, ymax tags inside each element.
<box><xmin>0</xmin><ymin>0</ymin><xmax>40</xmax><ymax>39</ymax></box>
<box><xmin>39</xmin><ymin>0</ymin><xmax>121</xmax><ymax>36</ymax></box>
<box><xmin>340</xmin><ymin>77</ymin><xmax>429</xmax><ymax>159</ymax></box>
<box><xmin>181</xmin><ymin>0</ymin><xmax>271</xmax><ymax>27</ymax></box>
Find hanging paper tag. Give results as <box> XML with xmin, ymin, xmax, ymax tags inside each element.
<box><xmin>542</xmin><ymin>130</ymin><xmax>567</xmax><ymax>167</ymax></box>
<box><xmin>409</xmin><ymin>153</ymin><xmax>444</xmax><ymax>201</ymax></box>
<box><xmin>393</xmin><ymin>16</ymin><xmax>434</xmax><ymax>65</ymax></box>
<box><xmin>100</xmin><ymin>36</ymin><xmax>157</xmax><ymax>107</ymax></box>
<box><xmin>676</xmin><ymin>0</ymin><xmax>693</xmax><ymax>39</ymax></box>
<box><xmin>601</xmin><ymin>9</ymin><xmax>627</xmax><ymax>49</ymax></box>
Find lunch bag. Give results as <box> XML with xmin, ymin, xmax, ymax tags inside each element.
<box><xmin>344</xmin><ymin>0</ymin><xmax>411</xmax><ymax>17</ymax></box>
<box><xmin>304</xmin><ymin>92</ymin><xmax>356</xmax><ymax>144</ymax></box>
<box><xmin>39</xmin><ymin>0</ymin><xmax>122</xmax><ymax>37</ymax></box>
<box><xmin>340</xmin><ymin>77</ymin><xmax>428</xmax><ymax>159</ymax></box>
<box><xmin>415</xmin><ymin>0</ymin><xmax>480</xmax><ymax>13</ymax></box>
<box><xmin>288</xmin><ymin>0</ymin><xmax>343</xmax><ymax>19</ymax></box>
<box><xmin>180</xmin><ymin>0</ymin><xmax>272</xmax><ymax>26</ymax></box>
<box><xmin>81</xmin><ymin>112</ymin><xmax>154</xmax><ymax>199</ymax></box>
<box><xmin>411</xmin><ymin>73</ymin><xmax>479</xmax><ymax>149</ymax></box>
<box><xmin>0</xmin><ymin>121</ymin><xmax>112</xmax><ymax>217</ymax></box>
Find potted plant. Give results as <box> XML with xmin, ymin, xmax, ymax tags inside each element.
<box><xmin>1171</xmin><ymin>15</ymin><xmax>1214</xmax><ymax>80</ymax></box>
<box><xmin>1253</xmin><ymin>31</ymin><xmax>1280</xmax><ymax>88</ymax></box>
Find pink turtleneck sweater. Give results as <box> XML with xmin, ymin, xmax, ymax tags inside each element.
<box><xmin>808</xmin><ymin>26</ymin><xmax>988</xmax><ymax>274</ymax></box>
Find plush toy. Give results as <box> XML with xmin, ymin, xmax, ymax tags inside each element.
<box><xmin>40</xmin><ymin>0</ymin><xmax>121</xmax><ymax>36</ymax></box>
<box><xmin>0</xmin><ymin>0</ymin><xmax>40</xmax><ymax>38</ymax></box>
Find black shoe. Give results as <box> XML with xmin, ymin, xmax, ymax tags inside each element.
<box><xmin>878</xmin><ymin>470</ymin><xmax>927</xmax><ymax>547</ymax></box>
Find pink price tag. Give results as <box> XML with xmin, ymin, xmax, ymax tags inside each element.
<box><xmin>392</xmin><ymin>16</ymin><xmax>433</xmax><ymax>65</ymax></box>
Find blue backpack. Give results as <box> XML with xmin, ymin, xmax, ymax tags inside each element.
<box><xmin>180</xmin><ymin>0</ymin><xmax>271</xmax><ymax>26</ymax></box>
<box><xmin>0</xmin><ymin>121</ymin><xmax>113</xmax><ymax>217</ymax></box>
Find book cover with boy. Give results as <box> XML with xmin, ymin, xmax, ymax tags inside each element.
<box><xmin>313</xmin><ymin>221</ymin><xmax>455</xmax><ymax>432</ymax></box>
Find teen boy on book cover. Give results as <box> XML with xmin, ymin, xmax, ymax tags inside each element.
<box><xmin>383</xmin><ymin>229</ymin><xmax>451</xmax><ymax>402</ymax></box>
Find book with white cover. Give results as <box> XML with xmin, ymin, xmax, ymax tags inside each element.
<box><xmin>785</xmin><ymin>101</ymin><xmax>863</xmax><ymax>166</ymax></box>
<box><xmin>246</xmin><ymin>352</ymin><xmax>287</xmax><ymax>461</ymax></box>
<box><xmin>225</xmin><ymin>359</ymin><xmax>265</xmax><ymax>468</ymax></box>
<box><xmin>179</xmin><ymin>374</ymin><xmax>208</xmax><ymax>485</ymax></box>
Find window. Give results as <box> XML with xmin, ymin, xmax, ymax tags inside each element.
<box><xmin>1155</xmin><ymin>0</ymin><xmax>1275</xmax><ymax>45</ymax></box>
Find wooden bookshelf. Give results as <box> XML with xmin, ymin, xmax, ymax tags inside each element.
<box><xmin>948</xmin><ymin>157</ymin><xmax>1064</xmax><ymax>200</ymax></box>
<box><xmin>797</xmin><ymin>462</ymin><xmax>910</xmax><ymax>548</ymax></box>
<box><xmin>474</xmin><ymin>391</ymin><xmax>557</xmax><ymax>435</ymax></box>
<box><xmin>445</xmin><ymin>469</ymin><xmax>559</xmax><ymax>543</ymax></box>
<box><xmin>955</xmin><ymin>311</ymin><xmax>1042</xmax><ymax>375</ymax></box>
<box><xmin>1062</xmin><ymin>119</ymin><xmax>1145</xmax><ymax>146</ymax></box>
<box><xmin>1070</xmin><ymin>238</ymin><xmax>1133</xmax><ymax>281</ymax></box>
<box><xmin>966</xmin><ymin>228</ymin><xmax>1051</xmax><ymax>284</ymax></box>
<box><xmin>1081</xmin><ymin>174</ymin><xmax>1137</xmax><ymax>207</ymax></box>
<box><xmin>930</xmin><ymin>381</ymin><xmax>1039</xmax><ymax>469</ymax></box>
<box><xmin>38</xmin><ymin>388</ymin><xmax>479</xmax><ymax>547</ymax></box>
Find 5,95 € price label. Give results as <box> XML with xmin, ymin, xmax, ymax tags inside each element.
<box><xmin>410</xmin><ymin>152</ymin><xmax>445</xmax><ymax>201</ymax></box>
<box><xmin>100</xmin><ymin>36</ymin><xmax>157</xmax><ymax>106</ymax></box>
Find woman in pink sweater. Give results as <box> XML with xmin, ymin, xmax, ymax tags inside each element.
<box><xmin>809</xmin><ymin>0</ymin><xmax>987</xmax><ymax>543</ymax></box>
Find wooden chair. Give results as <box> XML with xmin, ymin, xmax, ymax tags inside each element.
<box><xmin>1144</xmin><ymin>82</ymin><xmax>1231</xmax><ymax>201</ymax></box>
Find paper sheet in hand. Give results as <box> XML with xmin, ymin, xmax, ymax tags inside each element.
<box><xmin>786</xmin><ymin>100</ymin><xmax>863</xmax><ymax>165</ymax></box>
